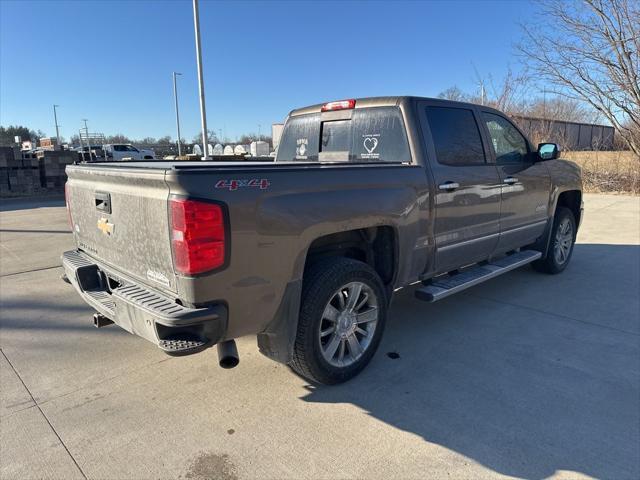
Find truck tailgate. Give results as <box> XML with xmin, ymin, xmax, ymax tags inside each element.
<box><xmin>66</xmin><ymin>165</ymin><xmax>178</xmax><ymax>294</ymax></box>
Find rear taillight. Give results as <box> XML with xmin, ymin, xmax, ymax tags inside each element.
<box><xmin>64</xmin><ymin>182</ymin><xmax>73</xmax><ymax>231</ymax></box>
<box><xmin>321</xmin><ymin>99</ymin><xmax>356</xmax><ymax>112</ymax></box>
<box><xmin>170</xmin><ymin>198</ymin><xmax>226</xmax><ymax>275</ymax></box>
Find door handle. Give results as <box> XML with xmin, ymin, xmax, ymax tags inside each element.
<box><xmin>438</xmin><ymin>182</ymin><xmax>459</xmax><ymax>191</ymax></box>
<box><xmin>503</xmin><ymin>177</ymin><xmax>518</xmax><ymax>185</ymax></box>
<box><xmin>95</xmin><ymin>191</ymin><xmax>112</xmax><ymax>214</ymax></box>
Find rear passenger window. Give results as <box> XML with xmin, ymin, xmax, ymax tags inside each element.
<box><xmin>276</xmin><ymin>107</ymin><xmax>411</xmax><ymax>163</ymax></box>
<box><xmin>426</xmin><ymin>107</ymin><xmax>486</xmax><ymax>166</ymax></box>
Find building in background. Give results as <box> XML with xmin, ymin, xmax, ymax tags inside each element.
<box><xmin>272</xmin><ymin>123</ymin><xmax>284</xmax><ymax>152</ymax></box>
<box><xmin>250</xmin><ymin>140</ymin><xmax>269</xmax><ymax>157</ymax></box>
<box><xmin>513</xmin><ymin>116</ymin><xmax>615</xmax><ymax>151</ymax></box>
<box><xmin>39</xmin><ymin>137</ymin><xmax>58</xmax><ymax>150</ymax></box>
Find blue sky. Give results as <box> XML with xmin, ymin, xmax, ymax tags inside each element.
<box><xmin>0</xmin><ymin>0</ymin><xmax>537</xmax><ymax>141</ymax></box>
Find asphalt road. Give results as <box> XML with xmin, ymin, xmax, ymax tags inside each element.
<box><xmin>1</xmin><ymin>194</ymin><xmax>638</xmax><ymax>480</ymax></box>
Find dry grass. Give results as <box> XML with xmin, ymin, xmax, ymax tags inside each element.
<box><xmin>562</xmin><ymin>151</ymin><xmax>639</xmax><ymax>194</ymax></box>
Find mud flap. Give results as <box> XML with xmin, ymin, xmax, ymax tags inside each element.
<box><xmin>256</xmin><ymin>279</ymin><xmax>302</xmax><ymax>364</ymax></box>
<box><xmin>530</xmin><ymin>216</ymin><xmax>554</xmax><ymax>259</ymax></box>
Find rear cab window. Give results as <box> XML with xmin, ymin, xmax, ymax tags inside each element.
<box><xmin>276</xmin><ymin>107</ymin><xmax>411</xmax><ymax>163</ymax></box>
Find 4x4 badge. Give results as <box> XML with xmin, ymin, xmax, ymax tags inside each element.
<box><xmin>215</xmin><ymin>179</ymin><xmax>270</xmax><ymax>191</ymax></box>
<box><xmin>97</xmin><ymin>217</ymin><xmax>114</xmax><ymax>236</ymax></box>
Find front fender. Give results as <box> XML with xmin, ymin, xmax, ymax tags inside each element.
<box><xmin>535</xmin><ymin>159</ymin><xmax>583</xmax><ymax>258</ymax></box>
<box><xmin>546</xmin><ymin>159</ymin><xmax>582</xmax><ymax>214</ymax></box>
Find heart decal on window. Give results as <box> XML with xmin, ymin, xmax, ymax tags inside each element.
<box><xmin>363</xmin><ymin>137</ymin><xmax>378</xmax><ymax>154</ymax></box>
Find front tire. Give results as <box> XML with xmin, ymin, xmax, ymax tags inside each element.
<box><xmin>290</xmin><ymin>258</ymin><xmax>388</xmax><ymax>385</ymax></box>
<box><xmin>532</xmin><ymin>207</ymin><xmax>576</xmax><ymax>274</ymax></box>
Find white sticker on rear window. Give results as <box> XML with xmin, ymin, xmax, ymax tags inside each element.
<box><xmin>296</xmin><ymin>138</ymin><xmax>308</xmax><ymax>159</ymax></box>
<box><xmin>361</xmin><ymin>134</ymin><xmax>380</xmax><ymax>159</ymax></box>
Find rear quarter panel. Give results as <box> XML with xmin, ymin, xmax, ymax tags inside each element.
<box><xmin>166</xmin><ymin>164</ymin><xmax>430</xmax><ymax>339</ymax></box>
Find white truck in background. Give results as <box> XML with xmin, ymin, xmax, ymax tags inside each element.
<box><xmin>104</xmin><ymin>144</ymin><xmax>155</xmax><ymax>161</ymax></box>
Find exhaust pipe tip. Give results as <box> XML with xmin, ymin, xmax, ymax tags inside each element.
<box><xmin>217</xmin><ymin>340</ymin><xmax>239</xmax><ymax>369</ymax></box>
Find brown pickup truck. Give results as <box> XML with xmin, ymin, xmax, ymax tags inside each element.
<box><xmin>62</xmin><ymin>96</ymin><xmax>583</xmax><ymax>384</ymax></box>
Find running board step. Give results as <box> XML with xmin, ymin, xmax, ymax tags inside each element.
<box><xmin>415</xmin><ymin>250</ymin><xmax>542</xmax><ymax>303</ymax></box>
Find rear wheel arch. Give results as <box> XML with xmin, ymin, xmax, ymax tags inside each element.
<box><xmin>303</xmin><ymin>226</ymin><xmax>398</xmax><ymax>292</ymax></box>
<box><xmin>257</xmin><ymin>225</ymin><xmax>397</xmax><ymax>365</ymax></box>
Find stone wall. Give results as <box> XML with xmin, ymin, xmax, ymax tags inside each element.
<box><xmin>0</xmin><ymin>147</ymin><xmax>76</xmax><ymax>197</ymax></box>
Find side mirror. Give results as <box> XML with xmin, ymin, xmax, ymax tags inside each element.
<box><xmin>537</xmin><ymin>143</ymin><xmax>559</xmax><ymax>160</ymax></box>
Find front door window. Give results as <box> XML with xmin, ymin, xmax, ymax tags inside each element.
<box><xmin>482</xmin><ymin>113</ymin><xmax>529</xmax><ymax>164</ymax></box>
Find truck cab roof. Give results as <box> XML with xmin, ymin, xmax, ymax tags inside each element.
<box><xmin>288</xmin><ymin>96</ymin><xmax>499</xmax><ymax>117</ymax></box>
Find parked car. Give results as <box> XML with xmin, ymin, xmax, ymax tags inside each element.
<box><xmin>62</xmin><ymin>96</ymin><xmax>582</xmax><ymax>384</ymax></box>
<box><xmin>104</xmin><ymin>144</ymin><xmax>155</xmax><ymax>161</ymax></box>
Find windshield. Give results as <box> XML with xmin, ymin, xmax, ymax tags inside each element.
<box><xmin>276</xmin><ymin>107</ymin><xmax>411</xmax><ymax>163</ymax></box>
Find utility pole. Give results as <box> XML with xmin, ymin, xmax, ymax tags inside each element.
<box><xmin>81</xmin><ymin>119</ymin><xmax>90</xmax><ymax>161</ymax></box>
<box><xmin>53</xmin><ymin>105</ymin><xmax>61</xmax><ymax>146</ymax></box>
<box><xmin>192</xmin><ymin>0</ymin><xmax>209</xmax><ymax>160</ymax></box>
<box><xmin>172</xmin><ymin>72</ymin><xmax>183</xmax><ymax>156</ymax></box>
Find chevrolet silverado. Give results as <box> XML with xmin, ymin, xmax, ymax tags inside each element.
<box><xmin>62</xmin><ymin>97</ymin><xmax>582</xmax><ymax>384</ymax></box>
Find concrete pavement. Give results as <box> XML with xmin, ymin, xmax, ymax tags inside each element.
<box><xmin>1</xmin><ymin>194</ymin><xmax>639</xmax><ymax>479</ymax></box>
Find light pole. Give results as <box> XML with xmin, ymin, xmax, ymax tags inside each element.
<box><xmin>53</xmin><ymin>105</ymin><xmax>61</xmax><ymax>146</ymax></box>
<box><xmin>192</xmin><ymin>0</ymin><xmax>209</xmax><ymax>160</ymax></box>
<box><xmin>478</xmin><ymin>80</ymin><xmax>486</xmax><ymax>106</ymax></box>
<box><xmin>172</xmin><ymin>72</ymin><xmax>183</xmax><ymax>156</ymax></box>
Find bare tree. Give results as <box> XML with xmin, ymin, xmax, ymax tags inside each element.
<box><xmin>436</xmin><ymin>69</ymin><xmax>532</xmax><ymax>115</ymax></box>
<box><xmin>525</xmin><ymin>96</ymin><xmax>601</xmax><ymax>123</ymax></box>
<box><xmin>106</xmin><ymin>134</ymin><xmax>131</xmax><ymax>144</ymax></box>
<box><xmin>437</xmin><ymin>86</ymin><xmax>468</xmax><ymax>102</ymax></box>
<box><xmin>482</xmin><ymin>69</ymin><xmax>531</xmax><ymax>115</ymax></box>
<box><xmin>519</xmin><ymin>0</ymin><xmax>640</xmax><ymax>155</ymax></box>
<box><xmin>191</xmin><ymin>129</ymin><xmax>220</xmax><ymax>145</ymax></box>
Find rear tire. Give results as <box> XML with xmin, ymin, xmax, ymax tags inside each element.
<box><xmin>289</xmin><ymin>257</ymin><xmax>387</xmax><ymax>385</ymax></box>
<box><xmin>532</xmin><ymin>207</ymin><xmax>576</xmax><ymax>274</ymax></box>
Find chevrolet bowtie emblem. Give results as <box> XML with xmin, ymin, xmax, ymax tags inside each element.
<box><xmin>97</xmin><ymin>217</ymin><xmax>114</xmax><ymax>236</ymax></box>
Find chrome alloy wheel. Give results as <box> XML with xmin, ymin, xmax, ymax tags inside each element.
<box><xmin>554</xmin><ymin>217</ymin><xmax>574</xmax><ymax>265</ymax></box>
<box><xmin>318</xmin><ymin>281</ymin><xmax>379</xmax><ymax>367</ymax></box>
